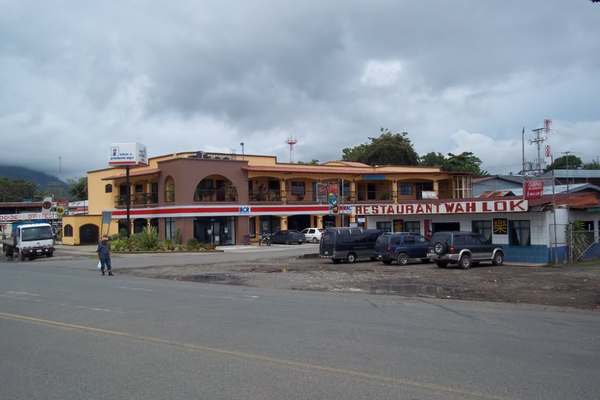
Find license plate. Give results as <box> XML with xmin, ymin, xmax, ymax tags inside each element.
<box><xmin>37</xmin><ymin>250</ymin><xmax>42</xmax><ymax>253</ymax></box>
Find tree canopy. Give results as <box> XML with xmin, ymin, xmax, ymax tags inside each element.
<box><xmin>546</xmin><ymin>155</ymin><xmax>583</xmax><ymax>171</ymax></box>
<box><xmin>341</xmin><ymin>128</ymin><xmax>419</xmax><ymax>166</ymax></box>
<box><xmin>0</xmin><ymin>176</ymin><xmax>37</xmax><ymax>202</ymax></box>
<box><xmin>420</xmin><ymin>151</ymin><xmax>488</xmax><ymax>177</ymax></box>
<box><xmin>67</xmin><ymin>176</ymin><xmax>88</xmax><ymax>201</ymax></box>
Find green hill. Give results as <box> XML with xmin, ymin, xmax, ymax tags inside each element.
<box><xmin>0</xmin><ymin>165</ymin><xmax>69</xmax><ymax>197</ymax></box>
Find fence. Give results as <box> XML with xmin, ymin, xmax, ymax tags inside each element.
<box><xmin>549</xmin><ymin>224</ymin><xmax>600</xmax><ymax>264</ymax></box>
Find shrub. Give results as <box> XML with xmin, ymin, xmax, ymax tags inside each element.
<box><xmin>138</xmin><ymin>226</ymin><xmax>159</xmax><ymax>250</ymax></box>
<box><xmin>186</xmin><ymin>237</ymin><xmax>199</xmax><ymax>250</ymax></box>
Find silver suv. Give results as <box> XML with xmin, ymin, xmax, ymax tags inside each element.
<box><xmin>427</xmin><ymin>231</ymin><xmax>504</xmax><ymax>269</ymax></box>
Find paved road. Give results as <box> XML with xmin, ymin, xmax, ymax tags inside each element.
<box><xmin>1</xmin><ymin>250</ymin><xmax>599</xmax><ymax>400</ymax></box>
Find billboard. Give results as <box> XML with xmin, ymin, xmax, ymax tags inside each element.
<box><xmin>108</xmin><ymin>142</ymin><xmax>148</xmax><ymax>166</ymax></box>
<box><xmin>329</xmin><ymin>183</ymin><xmax>339</xmax><ymax>214</ymax></box>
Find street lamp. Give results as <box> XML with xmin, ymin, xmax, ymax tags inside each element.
<box><xmin>240</xmin><ymin>142</ymin><xmax>245</xmax><ymax>160</ymax></box>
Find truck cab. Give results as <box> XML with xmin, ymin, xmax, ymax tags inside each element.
<box><xmin>4</xmin><ymin>223</ymin><xmax>55</xmax><ymax>260</ymax></box>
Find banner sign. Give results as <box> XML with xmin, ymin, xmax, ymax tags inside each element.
<box><xmin>525</xmin><ymin>181</ymin><xmax>544</xmax><ymax>199</ymax></box>
<box><xmin>317</xmin><ymin>183</ymin><xmax>329</xmax><ymax>202</ymax></box>
<box><xmin>0</xmin><ymin>213</ymin><xmax>58</xmax><ymax>221</ymax></box>
<box><xmin>354</xmin><ymin>200</ymin><xmax>528</xmax><ymax>216</ymax></box>
<box><xmin>329</xmin><ymin>183</ymin><xmax>339</xmax><ymax>215</ymax></box>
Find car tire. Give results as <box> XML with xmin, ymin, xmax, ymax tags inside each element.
<box><xmin>46</xmin><ymin>252</ymin><xmax>53</xmax><ymax>258</ymax></box>
<box><xmin>396</xmin><ymin>253</ymin><xmax>409</xmax><ymax>266</ymax></box>
<box><xmin>313</xmin><ymin>238</ymin><xmax>318</xmax><ymax>243</ymax></box>
<box><xmin>346</xmin><ymin>253</ymin><xmax>357</xmax><ymax>263</ymax></box>
<box><xmin>436</xmin><ymin>261</ymin><xmax>448</xmax><ymax>268</ymax></box>
<box><xmin>459</xmin><ymin>254</ymin><xmax>472</xmax><ymax>269</ymax></box>
<box><xmin>20</xmin><ymin>252</ymin><xmax>26</xmax><ymax>261</ymax></box>
<box><xmin>382</xmin><ymin>260</ymin><xmax>393</xmax><ymax>265</ymax></box>
<box><xmin>433</xmin><ymin>242</ymin><xmax>448</xmax><ymax>255</ymax></box>
<box><xmin>492</xmin><ymin>252</ymin><xmax>504</xmax><ymax>266</ymax></box>
<box><xmin>285</xmin><ymin>239</ymin><xmax>291</xmax><ymax>245</ymax></box>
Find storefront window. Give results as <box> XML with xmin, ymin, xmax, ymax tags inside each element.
<box><xmin>376</xmin><ymin>221</ymin><xmax>392</xmax><ymax>232</ymax></box>
<box><xmin>165</xmin><ymin>218</ymin><xmax>175</xmax><ymax>240</ymax></box>
<box><xmin>404</xmin><ymin>221</ymin><xmax>420</xmax><ymax>234</ymax></box>
<box><xmin>472</xmin><ymin>220</ymin><xmax>492</xmax><ymax>241</ymax></box>
<box><xmin>509</xmin><ymin>220</ymin><xmax>531</xmax><ymax>246</ymax></box>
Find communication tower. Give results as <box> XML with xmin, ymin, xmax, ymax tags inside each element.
<box><xmin>285</xmin><ymin>136</ymin><xmax>298</xmax><ymax>163</ymax></box>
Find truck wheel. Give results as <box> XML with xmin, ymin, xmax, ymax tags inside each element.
<box><xmin>346</xmin><ymin>253</ymin><xmax>357</xmax><ymax>263</ymax></box>
<box><xmin>492</xmin><ymin>252</ymin><xmax>504</xmax><ymax>266</ymax></box>
<box><xmin>46</xmin><ymin>252</ymin><xmax>54</xmax><ymax>258</ymax></box>
<box><xmin>396</xmin><ymin>253</ymin><xmax>409</xmax><ymax>266</ymax></box>
<box><xmin>20</xmin><ymin>252</ymin><xmax>26</xmax><ymax>261</ymax></box>
<box><xmin>459</xmin><ymin>254</ymin><xmax>472</xmax><ymax>269</ymax></box>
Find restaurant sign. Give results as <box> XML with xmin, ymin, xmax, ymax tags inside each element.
<box><xmin>354</xmin><ymin>199</ymin><xmax>528</xmax><ymax>216</ymax></box>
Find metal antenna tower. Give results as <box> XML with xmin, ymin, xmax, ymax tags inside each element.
<box><xmin>529</xmin><ymin>128</ymin><xmax>547</xmax><ymax>176</ymax></box>
<box><xmin>285</xmin><ymin>136</ymin><xmax>298</xmax><ymax>163</ymax></box>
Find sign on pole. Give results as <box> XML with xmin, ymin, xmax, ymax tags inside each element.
<box><xmin>108</xmin><ymin>142</ymin><xmax>148</xmax><ymax>166</ymax></box>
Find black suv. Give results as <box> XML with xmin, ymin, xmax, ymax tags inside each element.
<box><xmin>427</xmin><ymin>231</ymin><xmax>504</xmax><ymax>269</ymax></box>
<box><xmin>373</xmin><ymin>233</ymin><xmax>431</xmax><ymax>265</ymax></box>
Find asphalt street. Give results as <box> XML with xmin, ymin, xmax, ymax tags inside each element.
<box><xmin>1</xmin><ymin>249</ymin><xmax>599</xmax><ymax>400</ymax></box>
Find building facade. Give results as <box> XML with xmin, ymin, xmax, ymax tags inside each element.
<box><xmin>60</xmin><ymin>151</ymin><xmax>600</xmax><ymax>264</ymax></box>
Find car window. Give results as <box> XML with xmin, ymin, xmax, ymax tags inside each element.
<box><xmin>404</xmin><ymin>236</ymin><xmax>416</xmax><ymax>245</ymax></box>
<box><xmin>433</xmin><ymin>234</ymin><xmax>451</xmax><ymax>244</ymax></box>
<box><xmin>418</xmin><ymin>236</ymin><xmax>430</xmax><ymax>244</ymax></box>
<box><xmin>301</xmin><ymin>229</ymin><xmax>308</xmax><ymax>234</ymax></box>
<box><xmin>453</xmin><ymin>235</ymin><xmax>466</xmax><ymax>246</ymax></box>
<box><xmin>376</xmin><ymin>236</ymin><xmax>388</xmax><ymax>245</ymax></box>
<box><xmin>464</xmin><ymin>235</ymin><xmax>481</xmax><ymax>245</ymax></box>
<box><xmin>473</xmin><ymin>234</ymin><xmax>490</xmax><ymax>245</ymax></box>
<box><xmin>391</xmin><ymin>236</ymin><xmax>401</xmax><ymax>245</ymax></box>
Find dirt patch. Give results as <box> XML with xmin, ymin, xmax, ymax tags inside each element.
<box><xmin>118</xmin><ymin>254</ymin><xmax>600</xmax><ymax>311</ymax></box>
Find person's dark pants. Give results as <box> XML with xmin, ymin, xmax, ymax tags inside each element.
<box><xmin>100</xmin><ymin>257</ymin><xmax>112</xmax><ymax>272</ymax></box>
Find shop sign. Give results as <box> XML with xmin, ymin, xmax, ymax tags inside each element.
<box><xmin>109</xmin><ymin>142</ymin><xmax>148</xmax><ymax>166</ymax></box>
<box><xmin>525</xmin><ymin>181</ymin><xmax>544</xmax><ymax>199</ymax></box>
<box><xmin>354</xmin><ymin>199</ymin><xmax>528</xmax><ymax>215</ymax></box>
<box><xmin>493</xmin><ymin>218</ymin><xmax>508</xmax><ymax>234</ymax></box>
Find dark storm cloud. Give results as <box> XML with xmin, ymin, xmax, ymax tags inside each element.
<box><xmin>0</xmin><ymin>0</ymin><xmax>599</xmax><ymax>179</ymax></box>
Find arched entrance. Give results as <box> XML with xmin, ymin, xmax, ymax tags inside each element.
<box><xmin>79</xmin><ymin>224</ymin><xmax>99</xmax><ymax>245</ymax></box>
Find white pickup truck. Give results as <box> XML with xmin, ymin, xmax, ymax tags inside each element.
<box><xmin>1</xmin><ymin>222</ymin><xmax>55</xmax><ymax>261</ymax></box>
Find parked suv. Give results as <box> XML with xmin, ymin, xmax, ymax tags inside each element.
<box><xmin>373</xmin><ymin>232</ymin><xmax>431</xmax><ymax>265</ymax></box>
<box><xmin>427</xmin><ymin>231</ymin><xmax>504</xmax><ymax>269</ymax></box>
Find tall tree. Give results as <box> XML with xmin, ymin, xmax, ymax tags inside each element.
<box><xmin>443</xmin><ymin>152</ymin><xmax>487</xmax><ymax>177</ymax></box>
<box><xmin>67</xmin><ymin>177</ymin><xmax>88</xmax><ymax>201</ymax></box>
<box><xmin>546</xmin><ymin>155</ymin><xmax>583</xmax><ymax>171</ymax></box>
<box><xmin>297</xmin><ymin>159</ymin><xmax>319</xmax><ymax>165</ymax></box>
<box><xmin>420</xmin><ymin>152</ymin><xmax>446</xmax><ymax>167</ymax></box>
<box><xmin>341</xmin><ymin>128</ymin><xmax>419</xmax><ymax>166</ymax></box>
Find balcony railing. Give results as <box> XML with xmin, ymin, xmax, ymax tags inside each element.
<box><xmin>115</xmin><ymin>193</ymin><xmax>158</xmax><ymax>207</ymax></box>
<box><xmin>193</xmin><ymin>189</ymin><xmax>238</xmax><ymax>202</ymax></box>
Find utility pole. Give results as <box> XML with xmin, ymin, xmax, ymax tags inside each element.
<box><xmin>529</xmin><ymin>128</ymin><xmax>547</xmax><ymax>176</ymax></box>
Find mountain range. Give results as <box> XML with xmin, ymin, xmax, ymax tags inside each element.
<box><xmin>0</xmin><ymin>165</ymin><xmax>69</xmax><ymax>193</ymax></box>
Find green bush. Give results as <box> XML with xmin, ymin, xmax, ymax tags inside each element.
<box><xmin>185</xmin><ymin>237</ymin><xmax>199</xmax><ymax>250</ymax></box>
<box><xmin>138</xmin><ymin>226</ymin><xmax>160</xmax><ymax>250</ymax></box>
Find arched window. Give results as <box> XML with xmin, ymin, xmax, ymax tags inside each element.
<box><xmin>64</xmin><ymin>224</ymin><xmax>74</xmax><ymax>237</ymax></box>
<box><xmin>105</xmin><ymin>184</ymin><xmax>113</xmax><ymax>193</ymax></box>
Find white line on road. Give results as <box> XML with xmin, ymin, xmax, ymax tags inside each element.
<box><xmin>118</xmin><ymin>286</ymin><xmax>154</xmax><ymax>292</ymax></box>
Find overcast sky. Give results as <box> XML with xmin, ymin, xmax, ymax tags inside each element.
<box><xmin>1</xmin><ymin>0</ymin><xmax>599</xmax><ymax>181</ymax></box>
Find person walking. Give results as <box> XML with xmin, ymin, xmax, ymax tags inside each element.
<box><xmin>97</xmin><ymin>237</ymin><xmax>113</xmax><ymax>276</ymax></box>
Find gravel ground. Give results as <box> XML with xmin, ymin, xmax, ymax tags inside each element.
<box><xmin>118</xmin><ymin>253</ymin><xmax>600</xmax><ymax>311</ymax></box>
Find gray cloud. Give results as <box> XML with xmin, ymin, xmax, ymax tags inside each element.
<box><xmin>1</xmin><ymin>0</ymin><xmax>599</xmax><ymax>180</ymax></box>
